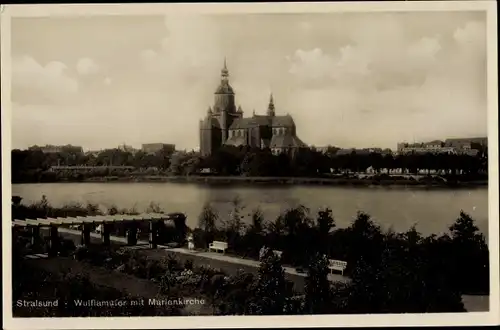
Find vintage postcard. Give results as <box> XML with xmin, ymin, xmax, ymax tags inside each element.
<box><xmin>1</xmin><ymin>1</ymin><xmax>499</xmax><ymax>329</ymax></box>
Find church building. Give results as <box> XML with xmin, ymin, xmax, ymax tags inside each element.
<box><xmin>199</xmin><ymin>60</ymin><xmax>307</xmax><ymax>157</ymax></box>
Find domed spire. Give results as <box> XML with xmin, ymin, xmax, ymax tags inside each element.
<box><xmin>215</xmin><ymin>57</ymin><xmax>234</xmax><ymax>95</ymax></box>
<box><xmin>267</xmin><ymin>93</ymin><xmax>275</xmax><ymax>117</ymax></box>
<box><xmin>237</xmin><ymin>105</ymin><xmax>243</xmax><ymax>113</ymax></box>
<box><xmin>221</xmin><ymin>57</ymin><xmax>229</xmax><ymax>79</ymax></box>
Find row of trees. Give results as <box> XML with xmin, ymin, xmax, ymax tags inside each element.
<box><xmin>12</xmin><ymin>145</ymin><xmax>487</xmax><ymax>183</ymax></box>
<box><xmin>223</xmin><ymin>246</ymin><xmax>466</xmax><ymax>314</ymax></box>
<box><xmin>11</xmin><ymin>148</ymin><xmax>201</xmax><ymax>182</ymax></box>
<box><xmin>194</xmin><ymin>197</ymin><xmax>489</xmax><ymax>299</ymax></box>
<box><xmin>12</xmin><ymin>146</ymin><xmax>176</xmax><ymax>169</ymax></box>
<box><xmin>202</xmin><ymin>146</ymin><xmax>488</xmax><ymax>177</ymax></box>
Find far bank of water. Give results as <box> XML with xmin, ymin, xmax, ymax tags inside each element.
<box><xmin>12</xmin><ymin>182</ymin><xmax>488</xmax><ymax>239</ymax></box>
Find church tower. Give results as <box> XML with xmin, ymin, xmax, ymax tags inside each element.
<box><xmin>199</xmin><ymin>105</ymin><xmax>217</xmax><ymax>157</ymax></box>
<box><xmin>266</xmin><ymin>93</ymin><xmax>276</xmax><ymax>117</ymax></box>
<box><xmin>213</xmin><ymin>58</ymin><xmax>237</xmax><ymax>144</ymax></box>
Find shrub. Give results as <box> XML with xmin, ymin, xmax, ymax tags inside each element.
<box><xmin>184</xmin><ymin>259</ymin><xmax>194</xmax><ymax>270</ymax></box>
<box><xmin>74</xmin><ymin>245</ymin><xmax>89</xmax><ymax>261</ymax></box>
<box><xmin>192</xmin><ymin>228</ymin><xmax>207</xmax><ymax>249</ymax></box>
<box><xmin>59</xmin><ymin>238</ymin><xmax>76</xmax><ymax>257</ymax></box>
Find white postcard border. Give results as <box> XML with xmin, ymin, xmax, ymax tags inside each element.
<box><xmin>2</xmin><ymin>1</ymin><xmax>498</xmax><ymax>329</ymax></box>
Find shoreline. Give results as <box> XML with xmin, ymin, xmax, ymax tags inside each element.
<box><xmin>13</xmin><ymin>175</ymin><xmax>488</xmax><ymax>188</ymax></box>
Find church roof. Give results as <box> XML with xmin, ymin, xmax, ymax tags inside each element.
<box><xmin>251</xmin><ymin>115</ymin><xmax>273</xmax><ymax>126</ymax></box>
<box><xmin>270</xmin><ymin>135</ymin><xmax>307</xmax><ymax>149</ymax></box>
<box><xmin>272</xmin><ymin>115</ymin><xmax>295</xmax><ymax>127</ymax></box>
<box><xmin>228</xmin><ymin>114</ymin><xmax>295</xmax><ymax>130</ymax></box>
<box><xmin>229</xmin><ymin>116</ymin><xmax>269</xmax><ymax>129</ymax></box>
<box><xmin>229</xmin><ymin>118</ymin><xmax>258</xmax><ymax>129</ymax></box>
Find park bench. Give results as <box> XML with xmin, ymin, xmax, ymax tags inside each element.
<box><xmin>209</xmin><ymin>241</ymin><xmax>228</xmax><ymax>254</ymax></box>
<box><xmin>328</xmin><ymin>259</ymin><xmax>347</xmax><ymax>276</ymax></box>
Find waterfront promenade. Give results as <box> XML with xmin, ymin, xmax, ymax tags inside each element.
<box><xmin>49</xmin><ymin>227</ymin><xmax>349</xmax><ymax>290</ymax></box>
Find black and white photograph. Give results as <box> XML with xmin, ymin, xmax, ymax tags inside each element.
<box><xmin>1</xmin><ymin>1</ymin><xmax>498</xmax><ymax>329</ymax></box>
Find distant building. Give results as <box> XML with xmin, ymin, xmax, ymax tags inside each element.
<box><xmin>48</xmin><ymin>165</ymin><xmax>135</xmax><ymax>173</ymax></box>
<box><xmin>397</xmin><ymin>137</ymin><xmax>486</xmax><ymax>155</ymax></box>
<box><xmin>141</xmin><ymin>143</ymin><xmax>176</xmax><ymax>155</ymax></box>
<box><xmin>397</xmin><ymin>142</ymin><xmax>455</xmax><ymax>155</ymax></box>
<box><xmin>29</xmin><ymin>144</ymin><xmax>83</xmax><ymax>154</ymax></box>
<box><xmin>335</xmin><ymin>148</ymin><xmax>387</xmax><ymax>156</ymax></box>
<box><xmin>423</xmin><ymin>140</ymin><xmax>444</xmax><ymax>149</ymax></box>
<box><xmin>85</xmin><ymin>150</ymin><xmax>102</xmax><ymax>157</ymax></box>
<box><xmin>117</xmin><ymin>144</ymin><xmax>138</xmax><ymax>154</ymax></box>
<box><xmin>445</xmin><ymin>137</ymin><xmax>487</xmax><ymax>150</ymax></box>
<box><xmin>461</xmin><ymin>149</ymin><xmax>480</xmax><ymax>156</ymax></box>
<box><xmin>311</xmin><ymin>146</ymin><xmax>342</xmax><ymax>155</ymax></box>
<box><xmin>336</xmin><ymin>148</ymin><xmax>364</xmax><ymax>156</ymax></box>
<box><xmin>313</xmin><ymin>146</ymin><xmax>329</xmax><ymax>154</ymax></box>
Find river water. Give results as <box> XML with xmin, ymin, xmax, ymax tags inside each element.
<box><xmin>12</xmin><ymin>183</ymin><xmax>488</xmax><ymax>238</ymax></box>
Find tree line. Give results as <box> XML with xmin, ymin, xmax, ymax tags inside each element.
<box><xmin>194</xmin><ymin>197</ymin><xmax>489</xmax><ymax>301</ymax></box>
<box><xmin>202</xmin><ymin>145</ymin><xmax>487</xmax><ymax>177</ymax></box>
<box><xmin>11</xmin><ymin>145</ymin><xmax>488</xmax><ymax>183</ymax></box>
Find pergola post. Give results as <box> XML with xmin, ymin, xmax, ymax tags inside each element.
<box><xmin>31</xmin><ymin>226</ymin><xmax>40</xmax><ymax>246</ymax></box>
<box><xmin>48</xmin><ymin>225</ymin><xmax>59</xmax><ymax>257</ymax></box>
<box><xmin>126</xmin><ymin>222</ymin><xmax>138</xmax><ymax>246</ymax></box>
<box><xmin>81</xmin><ymin>224</ymin><xmax>91</xmax><ymax>246</ymax></box>
<box><xmin>102</xmin><ymin>223</ymin><xmax>111</xmax><ymax>246</ymax></box>
<box><xmin>149</xmin><ymin>220</ymin><xmax>158</xmax><ymax>249</ymax></box>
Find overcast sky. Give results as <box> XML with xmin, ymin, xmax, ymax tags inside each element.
<box><xmin>10</xmin><ymin>11</ymin><xmax>487</xmax><ymax>151</ymax></box>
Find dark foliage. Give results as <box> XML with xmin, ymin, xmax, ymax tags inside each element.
<box><xmin>12</xmin><ymin>146</ymin><xmax>487</xmax><ymax>183</ymax></box>
<box><xmin>12</xmin><ymin>197</ymin><xmax>489</xmax><ymax>315</ymax></box>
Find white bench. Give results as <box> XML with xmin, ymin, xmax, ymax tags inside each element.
<box><xmin>328</xmin><ymin>259</ymin><xmax>347</xmax><ymax>276</ymax></box>
<box><xmin>209</xmin><ymin>241</ymin><xmax>228</xmax><ymax>254</ymax></box>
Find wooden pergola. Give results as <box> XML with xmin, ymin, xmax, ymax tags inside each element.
<box><xmin>12</xmin><ymin>213</ymin><xmax>170</xmax><ymax>256</ymax></box>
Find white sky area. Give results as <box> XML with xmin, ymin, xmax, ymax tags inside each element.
<box><xmin>10</xmin><ymin>12</ymin><xmax>487</xmax><ymax>151</ymax></box>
